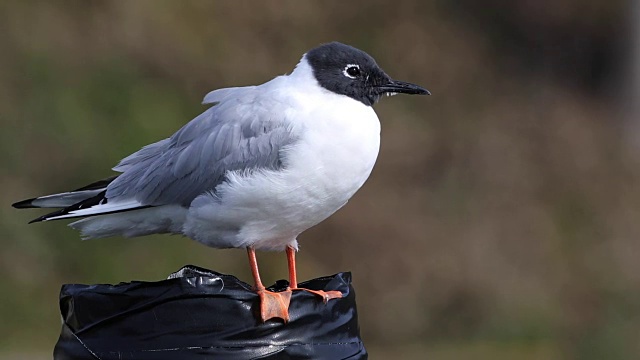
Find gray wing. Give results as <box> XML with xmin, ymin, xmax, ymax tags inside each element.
<box><xmin>106</xmin><ymin>86</ymin><xmax>297</xmax><ymax>206</ymax></box>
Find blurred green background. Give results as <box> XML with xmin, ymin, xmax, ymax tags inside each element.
<box><xmin>1</xmin><ymin>1</ymin><xmax>639</xmax><ymax>359</ymax></box>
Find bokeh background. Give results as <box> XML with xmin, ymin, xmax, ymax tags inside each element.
<box><xmin>1</xmin><ymin>1</ymin><xmax>638</xmax><ymax>359</ymax></box>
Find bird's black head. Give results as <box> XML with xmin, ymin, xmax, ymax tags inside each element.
<box><xmin>305</xmin><ymin>42</ymin><xmax>429</xmax><ymax>106</ymax></box>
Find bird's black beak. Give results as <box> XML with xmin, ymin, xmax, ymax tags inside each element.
<box><xmin>377</xmin><ymin>79</ymin><xmax>430</xmax><ymax>96</ymax></box>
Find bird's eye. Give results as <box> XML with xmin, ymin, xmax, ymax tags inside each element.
<box><xmin>343</xmin><ymin>64</ymin><xmax>361</xmax><ymax>79</ymax></box>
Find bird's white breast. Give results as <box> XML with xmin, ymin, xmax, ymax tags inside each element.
<box><xmin>284</xmin><ymin>92</ymin><xmax>381</xmax><ymax>210</ymax></box>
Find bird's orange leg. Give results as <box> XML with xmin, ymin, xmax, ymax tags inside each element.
<box><xmin>286</xmin><ymin>246</ymin><xmax>342</xmax><ymax>302</ymax></box>
<box><xmin>247</xmin><ymin>247</ymin><xmax>291</xmax><ymax>322</ymax></box>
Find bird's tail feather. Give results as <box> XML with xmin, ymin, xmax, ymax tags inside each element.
<box><xmin>69</xmin><ymin>206</ymin><xmax>187</xmax><ymax>239</ymax></box>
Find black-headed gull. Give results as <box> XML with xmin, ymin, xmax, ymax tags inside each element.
<box><xmin>13</xmin><ymin>42</ymin><xmax>429</xmax><ymax>322</ymax></box>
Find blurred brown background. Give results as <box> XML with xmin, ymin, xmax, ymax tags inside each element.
<box><xmin>1</xmin><ymin>1</ymin><xmax>638</xmax><ymax>359</ymax></box>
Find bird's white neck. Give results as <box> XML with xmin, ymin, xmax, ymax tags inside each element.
<box><xmin>287</xmin><ymin>56</ymin><xmax>321</xmax><ymax>90</ymax></box>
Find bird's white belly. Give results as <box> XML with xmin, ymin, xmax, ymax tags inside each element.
<box><xmin>183</xmin><ymin>102</ymin><xmax>381</xmax><ymax>251</ymax></box>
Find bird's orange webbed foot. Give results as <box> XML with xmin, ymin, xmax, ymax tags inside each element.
<box><xmin>257</xmin><ymin>287</ymin><xmax>292</xmax><ymax>322</ymax></box>
<box><xmin>291</xmin><ymin>287</ymin><xmax>342</xmax><ymax>304</ymax></box>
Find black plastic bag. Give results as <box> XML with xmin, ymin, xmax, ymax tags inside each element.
<box><xmin>54</xmin><ymin>265</ymin><xmax>367</xmax><ymax>359</ymax></box>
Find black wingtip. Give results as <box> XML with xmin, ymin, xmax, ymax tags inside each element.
<box><xmin>12</xmin><ymin>198</ymin><xmax>37</xmax><ymax>209</ymax></box>
<box><xmin>27</xmin><ymin>208</ymin><xmax>69</xmax><ymax>224</ymax></box>
<box><xmin>28</xmin><ymin>216</ymin><xmax>46</xmax><ymax>224</ymax></box>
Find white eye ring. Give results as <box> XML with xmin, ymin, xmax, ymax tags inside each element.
<box><xmin>342</xmin><ymin>64</ymin><xmax>360</xmax><ymax>79</ymax></box>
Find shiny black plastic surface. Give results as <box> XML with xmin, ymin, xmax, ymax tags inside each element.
<box><xmin>54</xmin><ymin>265</ymin><xmax>367</xmax><ymax>359</ymax></box>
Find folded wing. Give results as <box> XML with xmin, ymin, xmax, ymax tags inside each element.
<box><xmin>14</xmin><ymin>85</ymin><xmax>299</xmax><ymax>223</ymax></box>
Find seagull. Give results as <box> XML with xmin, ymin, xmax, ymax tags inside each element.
<box><xmin>13</xmin><ymin>42</ymin><xmax>429</xmax><ymax>322</ymax></box>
